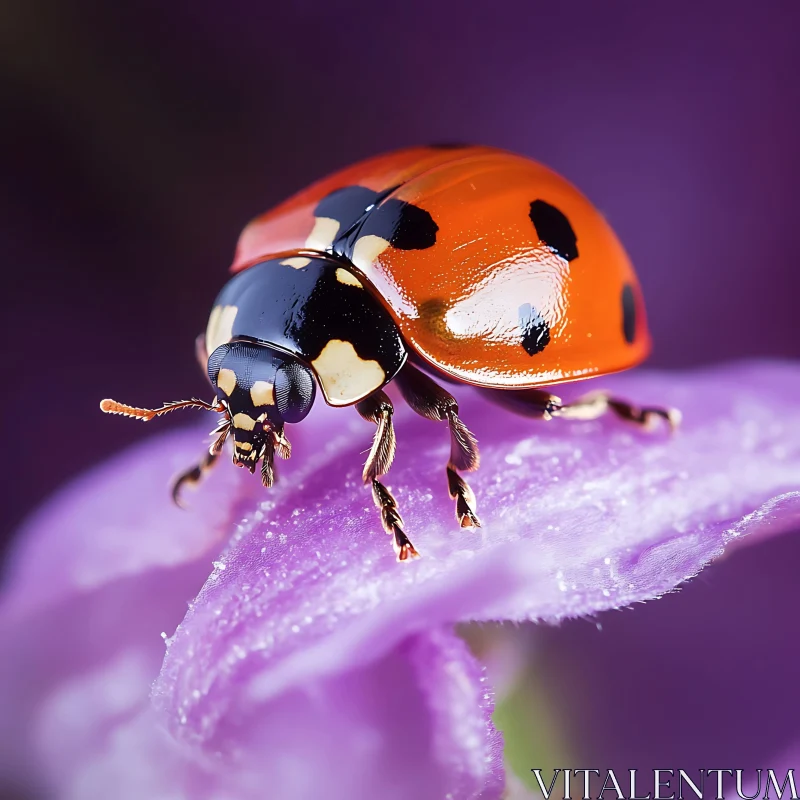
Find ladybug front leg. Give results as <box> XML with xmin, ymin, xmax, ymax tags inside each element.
<box><xmin>394</xmin><ymin>363</ymin><xmax>481</xmax><ymax>529</ymax></box>
<box><xmin>356</xmin><ymin>389</ymin><xmax>420</xmax><ymax>561</ymax></box>
<box><xmin>171</xmin><ymin>420</ymin><xmax>230</xmax><ymax>507</ymax></box>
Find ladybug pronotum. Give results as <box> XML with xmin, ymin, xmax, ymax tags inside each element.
<box><xmin>101</xmin><ymin>145</ymin><xmax>680</xmax><ymax>561</ymax></box>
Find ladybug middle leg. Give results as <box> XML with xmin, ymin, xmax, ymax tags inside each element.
<box><xmin>394</xmin><ymin>362</ymin><xmax>481</xmax><ymax>529</ymax></box>
<box><xmin>356</xmin><ymin>389</ymin><xmax>420</xmax><ymax>561</ymax></box>
<box><xmin>482</xmin><ymin>387</ymin><xmax>680</xmax><ymax>430</ymax></box>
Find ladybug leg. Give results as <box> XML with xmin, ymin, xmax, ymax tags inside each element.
<box><xmin>259</xmin><ymin>438</ymin><xmax>277</xmax><ymax>487</ymax></box>
<box><xmin>356</xmin><ymin>389</ymin><xmax>419</xmax><ymax>561</ymax></box>
<box><xmin>394</xmin><ymin>363</ymin><xmax>481</xmax><ymax>528</ymax></box>
<box><xmin>551</xmin><ymin>391</ymin><xmax>681</xmax><ymax>431</ymax></box>
<box><xmin>478</xmin><ymin>388</ymin><xmax>559</xmax><ymax>419</ymax></box>
<box><xmin>255</xmin><ymin>425</ymin><xmax>291</xmax><ymax>489</ymax></box>
<box><xmin>481</xmin><ymin>387</ymin><xmax>679</xmax><ymax>431</ymax></box>
<box><xmin>171</xmin><ymin>421</ymin><xmax>230</xmax><ymax>507</ymax></box>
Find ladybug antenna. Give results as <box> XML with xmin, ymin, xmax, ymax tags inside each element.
<box><xmin>99</xmin><ymin>397</ymin><xmax>223</xmax><ymax>422</ymax></box>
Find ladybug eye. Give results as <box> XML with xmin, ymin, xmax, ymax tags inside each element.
<box><xmin>275</xmin><ymin>360</ymin><xmax>316</xmax><ymax>423</ymax></box>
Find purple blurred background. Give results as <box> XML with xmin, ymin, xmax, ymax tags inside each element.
<box><xmin>3</xmin><ymin>1</ymin><xmax>798</xmax><ymax>551</ymax></box>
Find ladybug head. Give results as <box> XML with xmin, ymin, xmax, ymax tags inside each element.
<box><xmin>206</xmin><ymin>341</ymin><xmax>316</xmax><ymax>470</ymax></box>
<box><xmin>99</xmin><ymin>340</ymin><xmax>316</xmax><ymax>484</ymax></box>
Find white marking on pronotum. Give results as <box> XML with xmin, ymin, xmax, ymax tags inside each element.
<box><xmin>305</xmin><ymin>217</ymin><xmax>340</xmax><ymax>250</ymax></box>
<box><xmin>280</xmin><ymin>256</ymin><xmax>312</xmax><ymax>269</ymax></box>
<box><xmin>335</xmin><ymin>268</ymin><xmax>363</xmax><ymax>288</ymax></box>
<box><xmin>312</xmin><ymin>339</ymin><xmax>386</xmax><ymax>406</ymax></box>
<box><xmin>206</xmin><ymin>304</ymin><xmax>238</xmax><ymax>354</ymax></box>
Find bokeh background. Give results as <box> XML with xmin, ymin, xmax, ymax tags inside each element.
<box><xmin>2</xmin><ymin>3</ymin><xmax>800</xmax><ymax>795</ymax></box>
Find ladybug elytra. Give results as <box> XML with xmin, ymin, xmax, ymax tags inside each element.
<box><xmin>101</xmin><ymin>145</ymin><xmax>679</xmax><ymax>560</ymax></box>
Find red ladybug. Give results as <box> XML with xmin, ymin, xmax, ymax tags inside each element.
<box><xmin>102</xmin><ymin>145</ymin><xmax>679</xmax><ymax>561</ymax></box>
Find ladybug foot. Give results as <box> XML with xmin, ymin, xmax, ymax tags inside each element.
<box><xmin>394</xmin><ymin>530</ymin><xmax>421</xmax><ymax>562</ymax></box>
<box><xmin>171</xmin><ymin>458</ymin><xmax>210</xmax><ymax>508</ymax></box>
<box><xmin>447</xmin><ymin>467</ymin><xmax>481</xmax><ymax>528</ymax></box>
<box><xmin>607</xmin><ymin>396</ymin><xmax>682</xmax><ymax>432</ymax></box>
<box><xmin>372</xmin><ymin>479</ymin><xmax>420</xmax><ymax>561</ymax></box>
<box><xmin>170</xmin><ymin>420</ymin><xmax>231</xmax><ymax>507</ymax></box>
<box><xmin>552</xmin><ymin>391</ymin><xmax>681</xmax><ymax>433</ymax></box>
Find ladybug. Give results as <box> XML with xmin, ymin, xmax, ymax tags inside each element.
<box><xmin>101</xmin><ymin>145</ymin><xmax>679</xmax><ymax>561</ymax></box>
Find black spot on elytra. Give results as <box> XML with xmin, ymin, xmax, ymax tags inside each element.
<box><xmin>518</xmin><ymin>303</ymin><xmax>551</xmax><ymax>355</ymax></box>
<box><xmin>314</xmin><ymin>185</ymin><xmax>438</xmax><ymax>258</ymax></box>
<box><xmin>621</xmin><ymin>283</ymin><xmax>637</xmax><ymax>344</ymax></box>
<box><xmin>361</xmin><ymin>200</ymin><xmax>438</xmax><ymax>250</ymax></box>
<box><xmin>529</xmin><ymin>200</ymin><xmax>579</xmax><ymax>262</ymax></box>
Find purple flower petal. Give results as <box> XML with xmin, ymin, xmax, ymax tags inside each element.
<box><xmin>23</xmin><ymin>628</ymin><xmax>500</xmax><ymax>800</ymax></box>
<box><xmin>1</xmin><ymin>360</ymin><xmax>798</xmax><ymax>798</ymax></box>
<box><xmin>154</xmin><ymin>362</ymin><xmax>800</xmax><ymax>747</ymax></box>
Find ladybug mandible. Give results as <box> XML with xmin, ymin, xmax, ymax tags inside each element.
<box><xmin>101</xmin><ymin>145</ymin><xmax>680</xmax><ymax>561</ymax></box>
